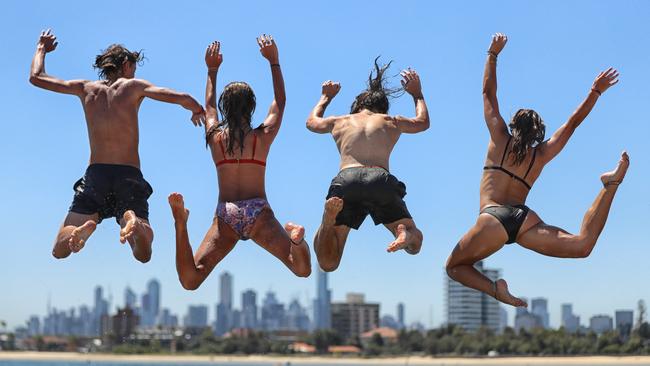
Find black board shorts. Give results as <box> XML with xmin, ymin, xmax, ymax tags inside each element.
<box><xmin>69</xmin><ymin>164</ymin><xmax>153</xmax><ymax>224</ymax></box>
<box><xmin>325</xmin><ymin>167</ymin><xmax>412</xmax><ymax>229</ymax></box>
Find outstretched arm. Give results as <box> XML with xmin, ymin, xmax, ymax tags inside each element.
<box><xmin>392</xmin><ymin>68</ymin><xmax>429</xmax><ymax>133</ymax></box>
<box><xmin>138</xmin><ymin>80</ymin><xmax>205</xmax><ymax>127</ymax></box>
<box><xmin>540</xmin><ymin>68</ymin><xmax>619</xmax><ymax>163</ymax></box>
<box><xmin>306</xmin><ymin>81</ymin><xmax>341</xmax><ymax>134</ymax></box>
<box><xmin>204</xmin><ymin>41</ymin><xmax>223</xmax><ymax>132</ymax></box>
<box><xmin>257</xmin><ymin>34</ymin><xmax>286</xmax><ymax>138</ymax></box>
<box><xmin>29</xmin><ymin>29</ymin><xmax>87</xmax><ymax>96</ymax></box>
<box><xmin>482</xmin><ymin>33</ymin><xmax>509</xmax><ymax>139</ymax></box>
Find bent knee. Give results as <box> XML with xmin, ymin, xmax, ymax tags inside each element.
<box><xmin>180</xmin><ymin>278</ymin><xmax>201</xmax><ymax>291</ymax></box>
<box><xmin>319</xmin><ymin>259</ymin><xmax>340</xmax><ymax>272</ymax></box>
<box><xmin>294</xmin><ymin>266</ymin><xmax>312</xmax><ymax>278</ymax></box>
<box><xmin>52</xmin><ymin>249</ymin><xmax>70</xmax><ymax>259</ymax></box>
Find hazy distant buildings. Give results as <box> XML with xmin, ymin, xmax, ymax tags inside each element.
<box><xmin>331</xmin><ymin>293</ymin><xmax>379</xmax><ymax>339</ymax></box>
<box><xmin>615</xmin><ymin>310</ymin><xmax>634</xmax><ymax>338</ymax></box>
<box><xmin>140</xmin><ymin>279</ymin><xmax>161</xmax><ymax>327</ymax></box>
<box><xmin>185</xmin><ymin>305</ymin><xmax>209</xmax><ymax>328</ymax></box>
<box><xmin>531</xmin><ymin>298</ymin><xmax>550</xmax><ymax>329</ymax></box>
<box><xmin>241</xmin><ymin>289</ymin><xmax>258</xmax><ymax>329</ymax></box>
<box><xmin>124</xmin><ymin>287</ymin><xmax>137</xmax><ymax>309</ymax></box>
<box><xmin>590</xmin><ymin>315</ymin><xmax>614</xmax><ymax>334</ymax></box>
<box><xmin>261</xmin><ymin>291</ymin><xmax>285</xmax><ymax>331</ymax></box>
<box><xmin>313</xmin><ymin>269</ymin><xmax>332</xmax><ymax>330</ymax></box>
<box><xmin>561</xmin><ymin>303</ymin><xmax>580</xmax><ymax>333</ymax></box>
<box><xmin>397</xmin><ymin>303</ymin><xmax>405</xmax><ymax>329</ymax></box>
<box><xmin>445</xmin><ymin>261</ymin><xmax>501</xmax><ymax>332</ymax></box>
<box><xmin>215</xmin><ymin>272</ymin><xmax>233</xmax><ymax>336</ymax></box>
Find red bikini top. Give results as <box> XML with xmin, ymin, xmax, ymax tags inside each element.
<box><xmin>215</xmin><ymin>133</ymin><xmax>266</xmax><ymax>167</ymax></box>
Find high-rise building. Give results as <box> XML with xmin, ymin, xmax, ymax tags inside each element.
<box><xmin>93</xmin><ymin>286</ymin><xmax>109</xmax><ymax>335</ymax></box>
<box><xmin>331</xmin><ymin>293</ymin><xmax>379</xmax><ymax>340</ymax></box>
<box><xmin>27</xmin><ymin>316</ymin><xmax>40</xmax><ymax>336</ymax></box>
<box><xmin>287</xmin><ymin>299</ymin><xmax>310</xmax><ymax>331</ymax></box>
<box><xmin>445</xmin><ymin>261</ymin><xmax>501</xmax><ymax>332</ymax></box>
<box><xmin>241</xmin><ymin>289</ymin><xmax>258</xmax><ymax>329</ymax></box>
<box><xmin>561</xmin><ymin>303</ymin><xmax>580</xmax><ymax>333</ymax></box>
<box><xmin>215</xmin><ymin>272</ymin><xmax>234</xmax><ymax>336</ymax></box>
<box><xmin>531</xmin><ymin>298</ymin><xmax>550</xmax><ymax>329</ymax></box>
<box><xmin>109</xmin><ymin>307</ymin><xmax>139</xmax><ymax>344</ymax></box>
<box><xmin>261</xmin><ymin>291</ymin><xmax>286</xmax><ymax>331</ymax></box>
<box><xmin>397</xmin><ymin>303</ymin><xmax>405</xmax><ymax>329</ymax></box>
<box><xmin>185</xmin><ymin>305</ymin><xmax>209</xmax><ymax>328</ymax></box>
<box><xmin>590</xmin><ymin>315</ymin><xmax>613</xmax><ymax>334</ymax></box>
<box><xmin>615</xmin><ymin>310</ymin><xmax>634</xmax><ymax>338</ymax></box>
<box><xmin>499</xmin><ymin>307</ymin><xmax>508</xmax><ymax>331</ymax></box>
<box><xmin>313</xmin><ymin>269</ymin><xmax>332</xmax><ymax>330</ymax></box>
<box><xmin>124</xmin><ymin>286</ymin><xmax>137</xmax><ymax>309</ymax></box>
<box><xmin>142</xmin><ymin>279</ymin><xmax>161</xmax><ymax>327</ymax></box>
<box><xmin>160</xmin><ymin>308</ymin><xmax>179</xmax><ymax>327</ymax></box>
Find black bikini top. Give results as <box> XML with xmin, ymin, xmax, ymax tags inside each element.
<box><xmin>483</xmin><ymin>136</ymin><xmax>536</xmax><ymax>190</ymax></box>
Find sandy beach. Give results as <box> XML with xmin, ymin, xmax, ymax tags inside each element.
<box><xmin>1</xmin><ymin>352</ymin><xmax>650</xmax><ymax>365</ymax></box>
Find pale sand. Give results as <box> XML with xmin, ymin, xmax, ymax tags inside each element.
<box><xmin>1</xmin><ymin>352</ymin><xmax>650</xmax><ymax>364</ymax></box>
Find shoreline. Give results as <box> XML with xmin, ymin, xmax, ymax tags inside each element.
<box><xmin>2</xmin><ymin>352</ymin><xmax>650</xmax><ymax>364</ymax></box>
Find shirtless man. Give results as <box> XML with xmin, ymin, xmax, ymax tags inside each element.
<box><xmin>306</xmin><ymin>59</ymin><xmax>430</xmax><ymax>271</ymax></box>
<box><xmin>29</xmin><ymin>29</ymin><xmax>205</xmax><ymax>262</ymax></box>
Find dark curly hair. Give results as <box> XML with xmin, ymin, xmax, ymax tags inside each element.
<box><xmin>205</xmin><ymin>82</ymin><xmax>257</xmax><ymax>155</ymax></box>
<box><xmin>350</xmin><ymin>57</ymin><xmax>402</xmax><ymax>114</ymax></box>
<box><xmin>508</xmin><ymin>109</ymin><xmax>546</xmax><ymax>165</ymax></box>
<box><xmin>93</xmin><ymin>44</ymin><xmax>143</xmax><ymax>81</ymax></box>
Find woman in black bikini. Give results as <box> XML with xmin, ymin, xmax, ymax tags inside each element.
<box><xmin>445</xmin><ymin>33</ymin><xmax>629</xmax><ymax>307</ymax></box>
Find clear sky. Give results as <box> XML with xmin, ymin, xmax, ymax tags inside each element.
<box><xmin>1</xmin><ymin>1</ymin><xmax>649</xmax><ymax>330</ymax></box>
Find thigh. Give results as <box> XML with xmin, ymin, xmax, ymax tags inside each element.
<box><xmin>517</xmin><ymin>211</ymin><xmax>580</xmax><ymax>257</ymax></box>
<box><xmin>248</xmin><ymin>207</ymin><xmax>296</xmax><ymax>264</ymax></box>
<box><xmin>193</xmin><ymin>217</ymin><xmax>240</xmax><ymax>273</ymax></box>
<box><xmin>447</xmin><ymin>214</ymin><xmax>509</xmax><ymax>267</ymax></box>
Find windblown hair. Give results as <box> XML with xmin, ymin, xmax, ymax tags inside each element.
<box><xmin>508</xmin><ymin>109</ymin><xmax>546</xmax><ymax>165</ymax></box>
<box><xmin>205</xmin><ymin>82</ymin><xmax>257</xmax><ymax>155</ymax></box>
<box><xmin>93</xmin><ymin>44</ymin><xmax>143</xmax><ymax>80</ymax></box>
<box><xmin>350</xmin><ymin>57</ymin><xmax>402</xmax><ymax>114</ymax></box>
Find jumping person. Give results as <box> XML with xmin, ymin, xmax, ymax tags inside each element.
<box><xmin>169</xmin><ymin>36</ymin><xmax>311</xmax><ymax>290</ymax></box>
<box><xmin>445</xmin><ymin>33</ymin><xmax>628</xmax><ymax>307</ymax></box>
<box><xmin>306</xmin><ymin>58</ymin><xmax>430</xmax><ymax>272</ymax></box>
<box><xmin>30</xmin><ymin>29</ymin><xmax>205</xmax><ymax>262</ymax></box>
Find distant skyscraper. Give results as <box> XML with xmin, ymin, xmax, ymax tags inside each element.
<box><xmin>147</xmin><ymin>279</ymin><xmax>161</xmax><ymax>326</ymax></box>
<box><xmin>241</xmin><ymin>289</ymin><xmax>258</xmax><ymax>329</ymax></box>
<box><xmin>124</xmin><ymin>286</ymin><xmax>137</xmax><ymax>309</ymax></box>
<box><xmin>215</xmin><ymin>272</ymin><xmax>234</xmax><ymax>336</ymax></box>
<box><xmin>615</xmin><ymin>310</ymin><xmax>634</xmax><ymax>338</ymax></box>
<box><xmin>590</xmin><ymin>315</ymin><xmax>613</xmax><ymax>334</ymax></box>
<box><xmin>445</xmin><ymin>261</ymin><xmax>501</xmax><ymax>332</ymax></box>
<box><xmin>531</xmin><ymin>298</ymin><xmax>550</xmax><ymax>329</ymax></box>
<box><xmin>93</xmin><ymin>286</ymin><xmax>109</xmax><ymax>335</ymax></box>
<box><xmin>561</xmin><ymin>303</ymin><xmax>580</xmax><ymax>333</ymax></box>
<box><xmin>287</xmin><ymin>299</ymin><xmax>310</xmax><ymax>331</ymax></box>
<box><xmin>331</xmin><ymin>293</ymin><xmax>379</xmax><ymax>339</ymax></box>
<box><xmin>313</xmin><ymin>269</ymin><xmax>332</xmax><ymax>330</ymax></box>
<box><xmin>27</xmin><ymin>315</ymin><xmax>40</xmax><ymax>336</ymax></box>
<box><xmin>185</xmin><ymin>305</ymin><xmax>209</xmax><ymax>328</ymax></box>
<box><xmin>499</xmin><ymin>307</ymin><xmax>508</xmax><ymax>331</ymax></box>
<box><xmin>397</xmin><ymin>303</ymin><xmax>405</xmax><ymax>328</ymax></box>
<box><xmin>261</xmin><ymin>291</ymin><xmax>286</xmax><ymax>331</ymax></box>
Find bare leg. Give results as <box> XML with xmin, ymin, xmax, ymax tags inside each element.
<box><xmin>445</xmin><ymin>215</ymin><xmax>527</xmax><ymax>307</ymax></box>
<box><xmin>518</xmin><ymin>152</ymin><xmax>630</xmax><ymax>258</ymax></box>
<box><xmin>249</xmin><ymin>208</ymin><xmax>312</xmax><ymax>277</ymax></box>
<box><xmin>169</xmin><ymin>193</ymin><xmax>238</xmax><ymax>290</ymax></box>
<box><xmin>119</xmin><ymin>210</ymin><xmax>154</xmax><ymax>263</ymax></box>
<box><xmin>313</xmin><ymin>197</ymin><xmax>350</xmax><ymax>272</ymax></box>
<box><xmin>53</xmin><ymin>212</ymin><xmax>99</xmax><ymax>258</ymax></box>
<box><xmin>385</xmin><ymin>218</ymin><xmax>423</xmax><ymax>254</ymax></box>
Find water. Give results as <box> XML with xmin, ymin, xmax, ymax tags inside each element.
<box><xmin>1</xmin><ymin>361</ymin><xmax>649</xmax><ymax>366</ymax></box>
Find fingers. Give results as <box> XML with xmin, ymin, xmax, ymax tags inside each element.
<box><xmin>256</xmin><ymin>34</ymin><xmax>274</xmax><ymax>48</ymax></box>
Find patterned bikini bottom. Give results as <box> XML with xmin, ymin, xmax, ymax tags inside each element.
<box><xmin>216</xmin><ymin>197</ymin><xmax>270</xmax><ymax>240</ymax></box>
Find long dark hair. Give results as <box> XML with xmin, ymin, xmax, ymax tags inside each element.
<box><xmin>205</xmin><ymin>82</ymin><xmax>257</xmax><ymax>155</ymax></box>
<box><xmin>350</xmin><ymin>57</ymin><xmax>402</xmax><ymax>114</ymax></box>
<box><xmin>93</xmin><ymin>44</ymin><xmax>143</xmax><ymax>81</ymax></box>
<box><xmin>508</xmin><ymin>109</ymin><xmax>546</xmax><ymax>165</ymax></box>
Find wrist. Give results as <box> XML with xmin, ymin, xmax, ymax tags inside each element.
<box><xmin>487</xmin><ymin>50</ymin><xmax>498</xmax><ymax>58</ymax></box>
<box><xmin>270</xmin><ymin>62</ymin><xmax>280</xmax><ymax>68</ymax></box>
<box><xmin>411</xmin><ymin>92</ymin><xmax>424</xmax><ymax>100</ymax></box>
<box><xmin>207</xmin><ymin>66</ymin><xmax>219</xmax><ymax>73</ymax></box>
<box><xmin>590</xmin><ymin>88</ymin><xmax>602</xmax><ymax>96</ymax></box>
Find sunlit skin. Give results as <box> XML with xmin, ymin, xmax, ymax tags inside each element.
<box><xmin>29</xmin><ymin>29</ymin><xmax>205</xmax><ymax>263</ymax></box>
<box><xmin>169</xmin><ymin>35</ymin><xmax>311</xmax><ymax>291</ymax></box>
<box><xmin>445</xmin><ymin>33</ymin><xmax>629</xmax><ymax>307</ymax></box>
<box><xmin>306</xmin><ymin>67</ymin><xmax>430</xmax><ymax>272</ymax></box>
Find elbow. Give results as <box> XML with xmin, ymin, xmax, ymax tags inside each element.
<box><xmin>305</xmin><ymin>118</ymin><xmax>318</xmax><ymax>132</ymax></box>
<box><xmin>29</xmin><ymin>74</ymin><xmax>41</xmax><ymax>87</ymax></box>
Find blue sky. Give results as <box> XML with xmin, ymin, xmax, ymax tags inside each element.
<box><xmin>1</xmin><ymin>1</ymin><xmax>649</xmax><ymax>330</ymax></box>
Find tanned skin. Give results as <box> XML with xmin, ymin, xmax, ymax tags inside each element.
<box><xmin>306</xmin><ymin>68</ymin><xmax>430</xmax><ymax>272</ymax></box>
<box><xmin>445</xmin><ymin>33</ymin><xmax>628</xmax><ymax>307</ymax></box>
<box><xmin>30</xmin><ymin>29</ymin><xmax>205</xmax><ymax>263</ymax></box>
<box><xmin>169</xmin><ymin>35</ymin><xmax>311</xmax><ymax>290</ymax></box>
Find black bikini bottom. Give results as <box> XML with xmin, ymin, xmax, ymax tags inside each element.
<box><xmin>480</xmin><ymin>204</ymin><xmax>530</xmax><ymax>244</ymax></box>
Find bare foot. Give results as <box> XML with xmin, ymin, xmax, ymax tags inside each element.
<box><xmin>387</xmin><ymin>224</ymin><xmax>412</xmax><ymax>253</ymax></box>
<box><xmin>600</xmin><ymin>151</ymin><xmax>630</xmax><ymax>187</ymax></box>
<box><xmin>168</xmin><ymin>192</ymin><xmax>190</xmax><ymax>224</ymax></box>
<box><xmin>68</xmin><ymin>220</ymin><xmax>97</xmax><ymax>253</ymax></box>
<box><xmin>323</xmin><ymin>197</ymin><xmax>343</xmax><ymax>226</ymax></box>
<box><xmin>495</xmin><ymin>279</ymin><xmax>527</xmax><ymax>307</ymax></box>
<box><xmin>285</xmin><ymin>222</ymin><xmax>306</xmax><ymax>245</ymax></box>
<box><xmin>120</xmin><ymin>210</ymin><xmax>146</xmax><ymax>244</ymax></box>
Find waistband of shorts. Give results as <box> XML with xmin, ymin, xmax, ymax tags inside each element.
<box><xmin>339</xmin><ymin>165</ymin><xmax>389</xmax><ymax>173</ymax></box>
<box><xmin>87</xmin><ymin>163</ymin><xmax>143</xmax><ymax>174</ymax></box>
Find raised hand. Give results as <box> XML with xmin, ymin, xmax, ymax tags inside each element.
<box><xmin>205</xmin><ymin>41</ymin><xmax>223</xmax><ymax>71</ymax></box>
<box><xmin>488</xmin><ymin>33</ymin><xmax>508</xmax><ymax>56</ymax></box>
<box><xmin>400</xmin><ymin>68</ymin><xmax>422</xmax><ymax>97</ymax></box>
<box><xmin>38</xmin><ymin>29</ymin><xmax>58</xmax><ymax>53</ymax></box>
<box><xmin>592</xmin><ymin>68</ymin><xmax>619</xmax><ymax>94</ymax></box>
<box><xmin>257</xmin><ymin>34</ymin><xmax>279</xmax><ymax>64</ymax></box>
<box><xmin>322</xmin><ymin>80</ymin><xmax>341</xmax><ymax>98</ymax></box>
<box><xmin>190</xmin><ymin>105</ymin><xmax>206</xmax><ymax>127</ymax></box>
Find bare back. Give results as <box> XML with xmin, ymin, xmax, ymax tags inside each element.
<box><xmin>78</xmin><ymin>79</ymin><xmax>145</xmax><ymax>168</ymax></box>
<box><xmin>207</xmin><ymin>126</ymin><xmax>271</xmax><ymax>202</ymax></box>
<box><xmin>331</xmin><ymin>111</ymin><xmax>401</xmax><ymax>171</ymax></box>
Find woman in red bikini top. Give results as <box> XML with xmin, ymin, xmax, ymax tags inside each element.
<box><xmin>168</xmin><ymin>35</ymin><xmax>311</xmax><ymax>291</ymax></box>
<box><xmin>445</xmin><ymin>33</ymin><xmax>628</xmax><ymax>308</ymax></box>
